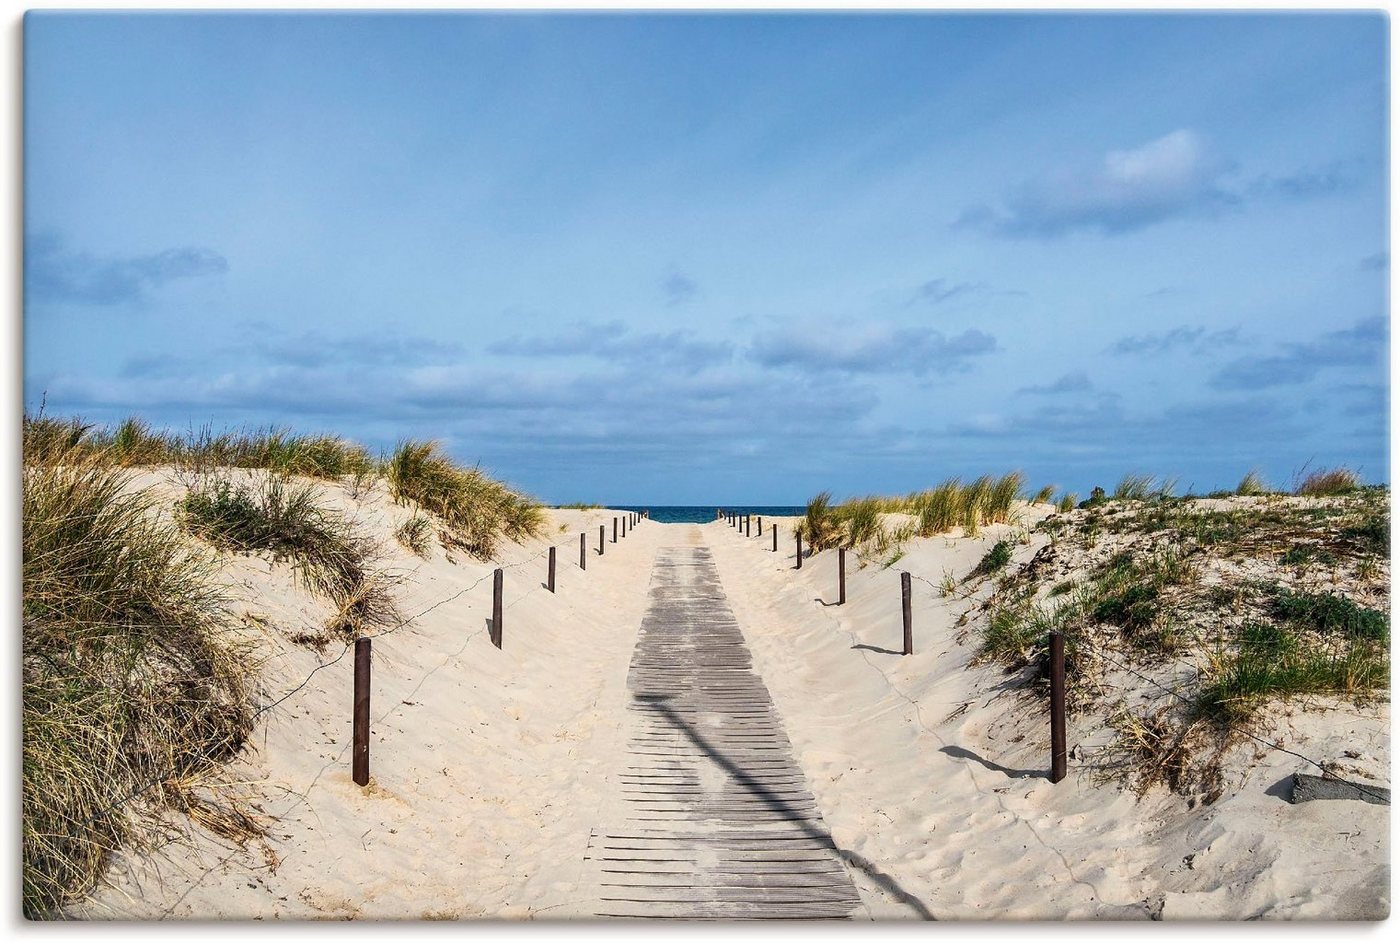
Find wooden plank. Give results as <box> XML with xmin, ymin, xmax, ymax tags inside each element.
<box><xmin>581</xmin><ymin>546</ymin><xmax>861</xmax><ymax>919</ymax></box>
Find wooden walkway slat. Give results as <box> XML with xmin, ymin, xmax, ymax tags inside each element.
<box><xmin>581</xmin><ymin>546</ymin><xmax>861</xmax><ymax>919</ymax></box>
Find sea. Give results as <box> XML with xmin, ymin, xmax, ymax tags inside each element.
<box><xmin>611</xmin><ymin>506</ymin><xmax>806</xmax><ymax>524</ymax></box>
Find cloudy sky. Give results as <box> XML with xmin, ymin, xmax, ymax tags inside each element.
<box><xmin>24</xmin><ymin>12</ymin><xmax>1388</xmax><ymax>504</ymax></box>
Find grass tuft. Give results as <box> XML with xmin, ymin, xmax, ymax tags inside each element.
<box><xmin>1296</xmin><ymin>467</ymin><xmax>1360</xmax><ymax>496</ymax></box>
<box><xmin>178</xmin><ymin>474</ymin><xmax>398</xmax><ymax>637</ymax></box>
<box><xmin>394</xmin><ymin>515</ymin><xmax>433</xmax><ymax>559</ymax></box>
<box><xmin>1235</xmin><ymin>469</ymin><xmax>1269</xmax><ymax>496</ymax></box>
<box><xmin>386</xmin><ymin>440</ymin><xmax>544</xmax><ymax>559</ymax></box>
<box><xmin>1196</xmin><ymin>622</ymin><xmax>1387</xmax><ymax>724</ymax></box>
<box><xmin>970</xmin><ymin>539</ymin><xmax>1013</xmax><ymax>579</ymax></box>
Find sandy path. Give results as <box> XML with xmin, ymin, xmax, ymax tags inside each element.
<box><xmin>575</xmin><ymin>537</ymin><xmax>861</xmax><ymax>918</ymax></box>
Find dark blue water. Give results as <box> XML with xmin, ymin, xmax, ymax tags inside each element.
<box><xmin>613</xmin><ymin>505</ymin><xmax>805</xmax><ymax>524</ymax></box>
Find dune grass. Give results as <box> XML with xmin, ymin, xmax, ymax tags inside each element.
<box><xmin>1235</xmin><ymin>469</ymin><xmax>1270</xmax><ymax>496</ymax></box>
<box><xmin>1196</xmin><ymin>622</ymin><xmax>1388</xmax><ymax>724</ymax></box>
<box><xmin>177</xmin><ymin>474</ymin><xmax>399</xmax><ymax>638</ymax></box>
<box><xmin>797</xmin><ymin>473</ymin><xmax>1026</xmax><ymax>553</ymax></box>
<box><xmin>386</xmin><ymin>440</ymin><xmax>545</xmax><ymax>559</ymax></box>
<box><xmin>28</xmin><ymin>412</ymin><xmax>378</xmax><ymax>481</ymax></box>
<box><xmin>1296</xmin><ymin>467</ymin><xmax>1361</xmax><ymax>496</ymax></box>
<box><xmin>22</xmin><ymin>444</ymin><xmax>253</xmax><ymax>916</ymax></box>
<box><xmin>22</xmin><ymin>411</ymin><xmax>548</xmax><ymax>914</ymax></box>
<box><xmin>394</xmin><ymin>515</ymin><xmax>434</xmax><ymax>558</ymax></box>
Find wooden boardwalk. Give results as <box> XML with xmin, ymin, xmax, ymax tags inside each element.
<box><xmin>581</xmin><ymin>545</ymin><xmax>862</xmax><ymax>919</ymax></box>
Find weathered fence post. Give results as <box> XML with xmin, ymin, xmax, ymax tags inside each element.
<box><xmin>772</xmin><ymin>525</ymin><xmax>778</xmax><ymax>552</ymax></box>
<box><xmin>745</xmin><ymin>514</ymin><xmax>751</xmax><ymax>537</ymax></box>
<box><xmin>838</xmin><ymin>547</ymin><xmax>847</xmax><ymax>605</ymax></box>
<box><xmin>352</xmin><ymin>636</ymin><xmax>370</xmax><ymax>786</ymax></box>
<box><xmin>613</xmin><ymin>517</ymin><xmax>618</xmax><ymax>543</ymax></box>
<box><xmin>548</xmin><ymin>546</ymin><xmax>556</xmax><ymax>593</ymax></box>
<box><xmin>901</xmin><ymin>571</ymin><xmax>913</xmax><ymax>655</ymax></box>
<box><xmin>796</xmin><ymin>530</ymin><xmax>803</xmax><ymax>569</ymax></box>
<box><xmin>599</xmin><ymin>524</ymin><xmax>605</xmax><ymax>555</ymax></box>
<box><xmin>580</xmin><ymin>532</ymin><xmax>586</xmax><ymax>571</ymax></box>
<box><xmin>622</xmin><ymin>516</ymin><xmax>627</xmax><ymax>538</ymax></box>
<box><xmin>758</xmin><ymin>516</ymin><xmax>763</xmax><ymax>536</ymax></box>
<box><xmin>1050</xmin><ymin>631</ymin><xmax>1067</xmax><ymax>783</ymax></box>
<box><xmin>491</xmin><ymin>568</ymin><xmax>504</xmax><ymax>649</ymax></box>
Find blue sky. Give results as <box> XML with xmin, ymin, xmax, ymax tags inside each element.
<box><xmin>23</xmin><ymin>12</ymin><xmax>1389</xmax><ymax>504</ymax></box>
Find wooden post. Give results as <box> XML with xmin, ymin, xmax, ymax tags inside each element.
<box><xmin>796</xmin><ymin>530</ymin><xmax>803</xmax><ymax>569</ymax></box>
<box><xmin>622</xmin><ymin>516</ymin><xmax>627</xmax><ymax>538</ymax></box>
<box><xmin>772</xmin><ymin>525</ymin><xmax>778</xmax><ymax>552</ymax></box>
<box><xmin>491</xmin><ymin>568</ymin><xmax>503</xmax><ymax>649</ymax></box>
<box><xmin>1050</xmin><ymin>632</ymin><xmax>1067</xmax><ymax>784</ymax></box>
<box><xmin>352</xmin><ymin>637</ymin><xmax>371</xmax><ymax>786</ymax></box>
<box><xmin>838</xmin><ymin>547</ymin><xmax>846</xmax><ymax>605</ymax></box>
<box><xmin>745</xmin><ymin>514</ymin><xmax>751</xmax><ymax>537</ymax></box>
<box><xmin>599</xmin><ymin>524</ymin><xmax>605</xmax><ymax>555</ymax></box>
<box><xmin>758</xmin><ymin>516</ymin><xmax>763</xmax><ymax>536</ymax></box>
<box><xmin>579</xmin><ymin>532</ymin><xmax>586</xmax><ymax>571</ymax></box>
<box><xmin>547</xmin><ymin>546</ymin><xmax>556</xmax><ymax>593</ymax></box>
<box><xmin>901</xmin><ymin>571</ymin><xmax>913</xmax><ymax>655</ymax></box>
<box><xmin>613</xmin><ymin>517</ymin><xmax>618</xmax><ymax>543</ymax></box>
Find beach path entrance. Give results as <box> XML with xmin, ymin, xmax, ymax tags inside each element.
<box><xmin>580</xmin><ymin>545</ymin><xmax>862</xmax><ymax>918</ymax></box>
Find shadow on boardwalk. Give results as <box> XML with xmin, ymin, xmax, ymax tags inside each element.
<box><xmin>640</xmin><ymin>693</ymin><xmax>937</xmax><ymax>919</ymax></box>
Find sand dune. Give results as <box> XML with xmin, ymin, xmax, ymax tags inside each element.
<box><xmin>74</xmin><ymin>485</ymin><xmax>1388</xmax><ymax>919</ymax></box>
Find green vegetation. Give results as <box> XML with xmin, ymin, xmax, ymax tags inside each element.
<box><xmin>23</xmin><ymin>442</ymin><xmax>253</xmax><ymax>916</ymax></box>
<box><xmin>970</xmin><ymin>539</ymin><xmax>1013</xmax><ymax>579</ymax></box>
<box><xmin>1270</xmin><ymin>588</ymin><xmax>1387</xmax><ymax>641</ymax></box>
<box><xmin>394</xmin><ymin>515</ymin><xmax>434</xmax><ymax>558</ymax></box>
<box><xmin>1342</xmin><ymin>513</ymin><xmax>1388</xmax><ymax>555</ymax></box>
<box><xmin>386</xmin><ymin>440</ymin><xmax>545</xmax><ymax>559</ymax></box>
<box><xmin>21</xmin><ymin>411</ymin><xmax>552</xmax><ymax>915</ymax></box>
<box><xmin>1032</xmin><ymin>484</ymin><xmax>1056</xmax><ymax>504</ymax></box>
<box><xmin>1196</xmin><ymin>621</ymin><xmax>1387</xmax><ymax>724</ymax></box>
<box><xmin>1055</xmin><ymin>492</ymin><xmax>1077</xmax><ymax>513</ymax></box>
<box><xmin>26</xmin><ymin>412</ymin><xmax>376</xmax><ymax>481</ymax></box>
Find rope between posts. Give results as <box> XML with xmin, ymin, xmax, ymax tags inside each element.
<box><xmin>70</xmin><ymin>545</ymin><xmax>556</xmax><ymax>830</ymax></box>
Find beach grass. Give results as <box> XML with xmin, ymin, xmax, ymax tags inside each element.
<box><xmin>1296</xmin><ymin>467</ymin><xmax>1360</xmax><ymax>496</ymax></box>
<box><xmin>22</xmin><ymin>439</ymin><xmax>254</xmax><ymax>916</ymax></box>
<box><xmin>177</xmin><ymin>473</ymin><xmax>399</xmax><ymax>638</ymax></box>
<box><xmin>386</xmin><ymin>440</ymin><xmax>545</xmax><ymax>559</ymax></box>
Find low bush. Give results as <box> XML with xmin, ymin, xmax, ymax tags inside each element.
<box><xmin>1270</xmin><ymin>588</ymin><xmax>1387</xmax><ymax>641</ymax></box>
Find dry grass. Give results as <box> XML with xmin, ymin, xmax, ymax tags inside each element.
<box><xmin>27</xmin><ymin>412</ymin><xmax>377</xmax><ymax>481</ymax></box>
<box><xmin>23</xmin><ymin>444</ymin><xmax>254</xmax><ymax>916</ymax></box>
<box><xmin>1296</xmin><ymin>467</ymin><xmax>1361</xmax><ymax>496</ymax></box>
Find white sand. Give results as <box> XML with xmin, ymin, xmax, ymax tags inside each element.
<box><xmin>74</xmin><ymin>492</ymin><xmax>1388</xmax><ymax>919</ymax></box>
